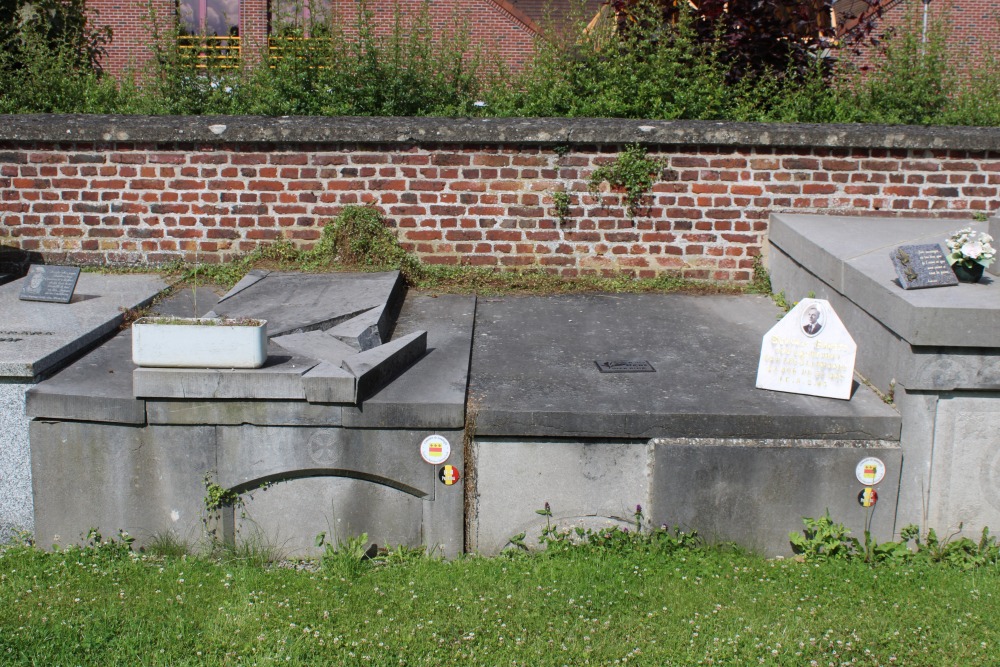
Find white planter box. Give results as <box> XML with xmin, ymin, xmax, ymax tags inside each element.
<box><xmin>132</xmin><ymin>317</ymin><xmax>268</xmax><ymax>369</ymax></box>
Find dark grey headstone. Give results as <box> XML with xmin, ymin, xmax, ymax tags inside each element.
<box><xmin>18</xmin><ymin>265</ymin><xmax>81</xmax><ymax>303</ymax></box>
<box><xmin>890</xmin><ymin>244</ymin><xmax>958</xmax><ymax>289</ymax></box>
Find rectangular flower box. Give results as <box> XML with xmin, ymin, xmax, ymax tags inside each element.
<box><xmin>132</xmin><ymin>317</ymin><xmax>268</xmax><ymax>369</ymax></box>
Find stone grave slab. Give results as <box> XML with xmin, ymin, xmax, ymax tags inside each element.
<box><xmin>272</xmin><ymin>330</ymin><xmax>357</xmax><ymax>365</ymax></box>
<box><xmin>767</xmin><ymin>212</ymin><xmax>1000</xmax><ymax>539</ymax></box>
<box><xmin>341</xmin><ymin>294</ymin><xmax>476</xmax><ymax>429</ymax></box>
<box><xmin>328</xmin><ymin>305</ymin><xmax>390</xmax><ymax>351</ymax></box>
<box><xmin>342</xmin><ymin>330</ymin><xmax>427</xmax><ymax>402</ymax></box>
<box><xmin>0</xmin><ymin>273</ymin><xmax>166</xmax><ymax>379</ymax></box>
<box><xmin>470</xmin><ymin>294</ymin><xmax>899</xmax><ymax>440</ymax></box>
<box><xmin>770</xmin><ymin>214</ymin><xmax>1000</xmax><ymax>347</ymax></box>
<box><xmin>302</xmin><ymin>362</ymin><xmax>357</xmax><ymax>404</ymax></box>
<box><xmin>217</xmin><ymin>269</ymin><xmax>270</xmax><ymax>303</ymax></box>
<box><xmin>213</xmin><ymin>271</ymin><xmax>405</xmax><ymax>337</ymax></box>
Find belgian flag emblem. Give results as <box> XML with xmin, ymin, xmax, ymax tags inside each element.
<box><xmin>857</xmin><ymin>487</ymin><xmax>878</xmax><ymax>508</ymax></box>
<box><xmin>439</xmin><ymin>465</ymin><xmax>460</xmax><ymax>486</ymax></box>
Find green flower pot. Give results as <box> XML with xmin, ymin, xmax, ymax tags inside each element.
<box><xmin>951</xmin><ymin>262</ymin><xmax>985</xmax><ymax>283</ymax></box>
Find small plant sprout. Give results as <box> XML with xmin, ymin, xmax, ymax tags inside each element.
<box><xmin>551</xmin><ymin>190</ymin><xmax>572</xmax><ymax>226</ymax></box>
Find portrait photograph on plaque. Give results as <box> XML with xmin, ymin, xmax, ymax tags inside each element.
<box><xmin>18</xmin><ymin>265</ymin><xmax>82</xmax><ymax>304</ymax></box>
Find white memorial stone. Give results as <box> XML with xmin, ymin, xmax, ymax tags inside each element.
<box><xmin>756</xmin><ymin>298</ymin><xmax>857</xmax><ymax>400</ymax></box>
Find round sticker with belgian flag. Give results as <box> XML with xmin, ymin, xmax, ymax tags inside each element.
<box><xmin>439</xmin><ymin>465</ymin><xmax>461</xmax><ymax>486</ymax></box>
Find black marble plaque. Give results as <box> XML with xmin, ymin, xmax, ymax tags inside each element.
<box><xmin>890</xmin><ymin>244</ymin><xmax>958</xmax><ymax>290</ymax></box>
<box><xmin>18</xmin><ymin>265</ymin><xmax>81</xmax><ymax>303</ymax></box>
<box><xmin>595</xmin><ymin>360</ymin><xmax>656</xmax><ymax>373</ymax></box>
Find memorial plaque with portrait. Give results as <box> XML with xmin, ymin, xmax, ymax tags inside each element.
<box><xmin>18</xmin><ymin>265</ymin><xmax>81</xmax><ymax>304</ymax></box>
<box><xmin>756</xmin><ymin>298</ymin><xmax>857</xmax><ymax>400</ymax></box>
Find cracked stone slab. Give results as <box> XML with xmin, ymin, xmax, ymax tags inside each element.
<box><xmin>212</xmin><ymin>271</ymin><xmax>405</xmax><ymax>337</ymax></box>
<box><xmin>302</xmin><ymin>362</ymin><xmax>357</xmax><ymax>403</ymax></box>
<box><xmin>272</xmin><ymin>330</ymin><xmax>358</xmax><ymax>366</ymax></box>
<box><xmin>341</xmin><ymin>294</ymin><xmax>476</xmax><ymax>429</ymax></box>
<box><xmin>342</xmin><ymin>330</ymin><xmax>427</xmax><ymax>402</ymax></box>
<box><xmin>217</xmin><ymin>269</ymin><xmax>270</xmax><ymax>303</ymax></box>
<box><xmin>327</xmin><ymin>305</ymin><xmax>388</xmax><ymax>351</ymax></box>
<box><xmin>470</xmin><ymin>294</ymin><xmax>900</xmax><ymax>439</ymax></box>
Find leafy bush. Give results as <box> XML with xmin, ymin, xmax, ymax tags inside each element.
<box><xmin>1</xmin><ymin>0</ymin><xmax>998</xmax><ymax>126</ymax></box>
<box><xmin>509</xmin><ymin>503</ymin><xmax>704</xmax><ymax>557</ymax></box>
<box><xmin>490</xmin><ymin>3</ymin><xmax>737</xmax><ymax>120</ymax></box>
<box><xmin>790</xmin><ymin>514</ymin><xmax>1000</xmax><ymax>568</ymax></box>
<box><xmin>608</xmin><ymin>0</ymin><xmax>882</xmax><ymax>83</ymax></box>
<box><xmin>0</xmin><ymin>0</ymin><xmax>118</xmax><ymax>113</ymax></box>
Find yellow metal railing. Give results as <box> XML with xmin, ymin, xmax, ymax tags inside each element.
<box><xmin>175</xmin><ymin>35</ymin><xmax>334</xmax><ymax>68</ymax></box>
<box><xmin>176</xmin><ymin>35</ymin><xmax>242</xmax><ymax>68</ymax></box>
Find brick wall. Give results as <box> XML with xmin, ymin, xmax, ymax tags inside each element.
<box><xmin>324</xmin><ymin>0</ymin><xmax>538</xmax><ymax>71</ymax></box>
<box><xmin>846</xmin><ymin>0</ymin><xmax>1000</xmax><ymax>77</ymax></box>
<box><xmin>1</xmin><ymin>117</ymin><xmax>998</xmax><ymax>282</ymax></box>
<box><xmin>90</xmin><ymin>0</ymin><xmax>174</xmax><ymax>77</ymax></box>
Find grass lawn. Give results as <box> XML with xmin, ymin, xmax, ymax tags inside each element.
<box><xmin>1</xmin><ymin>539</ymin><xmax>998</xmax><ymax>666</ymax></box>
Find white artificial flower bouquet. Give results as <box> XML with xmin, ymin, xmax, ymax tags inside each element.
<box><xmin>945</xmin><ymin>227</ymin><xmax>996</xmax><ymax>269</ymax></box>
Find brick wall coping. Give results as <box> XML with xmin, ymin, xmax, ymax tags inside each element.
<box><xmin>3</xmin><ymin>114</ymin><xmax>999</xmax><ymax>151</ymax></box>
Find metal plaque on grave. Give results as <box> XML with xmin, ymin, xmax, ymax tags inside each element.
<box><xmin>595</xmin><ymin>360</ymin><xmax>656</xmax><ymax>373</ymax></box>
<box><xmin>18</xmin><ymin>265</ymin><xmax>81</xmax><ymax>303</ymax></box>
<box><xmin>890</xmin><ymin>244</ymin><xmax>958</xmax><ymax>289</ymax></box>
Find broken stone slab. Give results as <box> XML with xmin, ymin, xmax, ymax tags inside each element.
<box><xmin>271</xmin><ymin>330</ymin><xmax>357</xmax><ymax>365</ymax></box>
<box><xmin>217</xmin><ymin>269</ymin><xmax>270</xmax><ymax>304</ymax></box>
<box><xmin>133</xmin><ymin>345</ymin><xmax>318</xmax><ymax>400</ymax></box>
<box><xmin>341</xmin><ymin>294</ymin><xmax>476</xmax><ymax>429</ymax></box>
<box><xmin>302</xmin><ymin>362</ymin><xmax>357</xmax><ymax>404</ymax></box>
<box><xmin>213</xmin><ymin>271</ymin><xmax>405</xmax><ymax>337</ymax></box>
<box><xmin>327</xmin><ymin>305</ymin><xmax>388</xmax><ymax>351</ymax></box>
<box><xmin>341</xmin><ymin>330</ymin><xmax>427</xmax><ymax>402</ymax></box>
